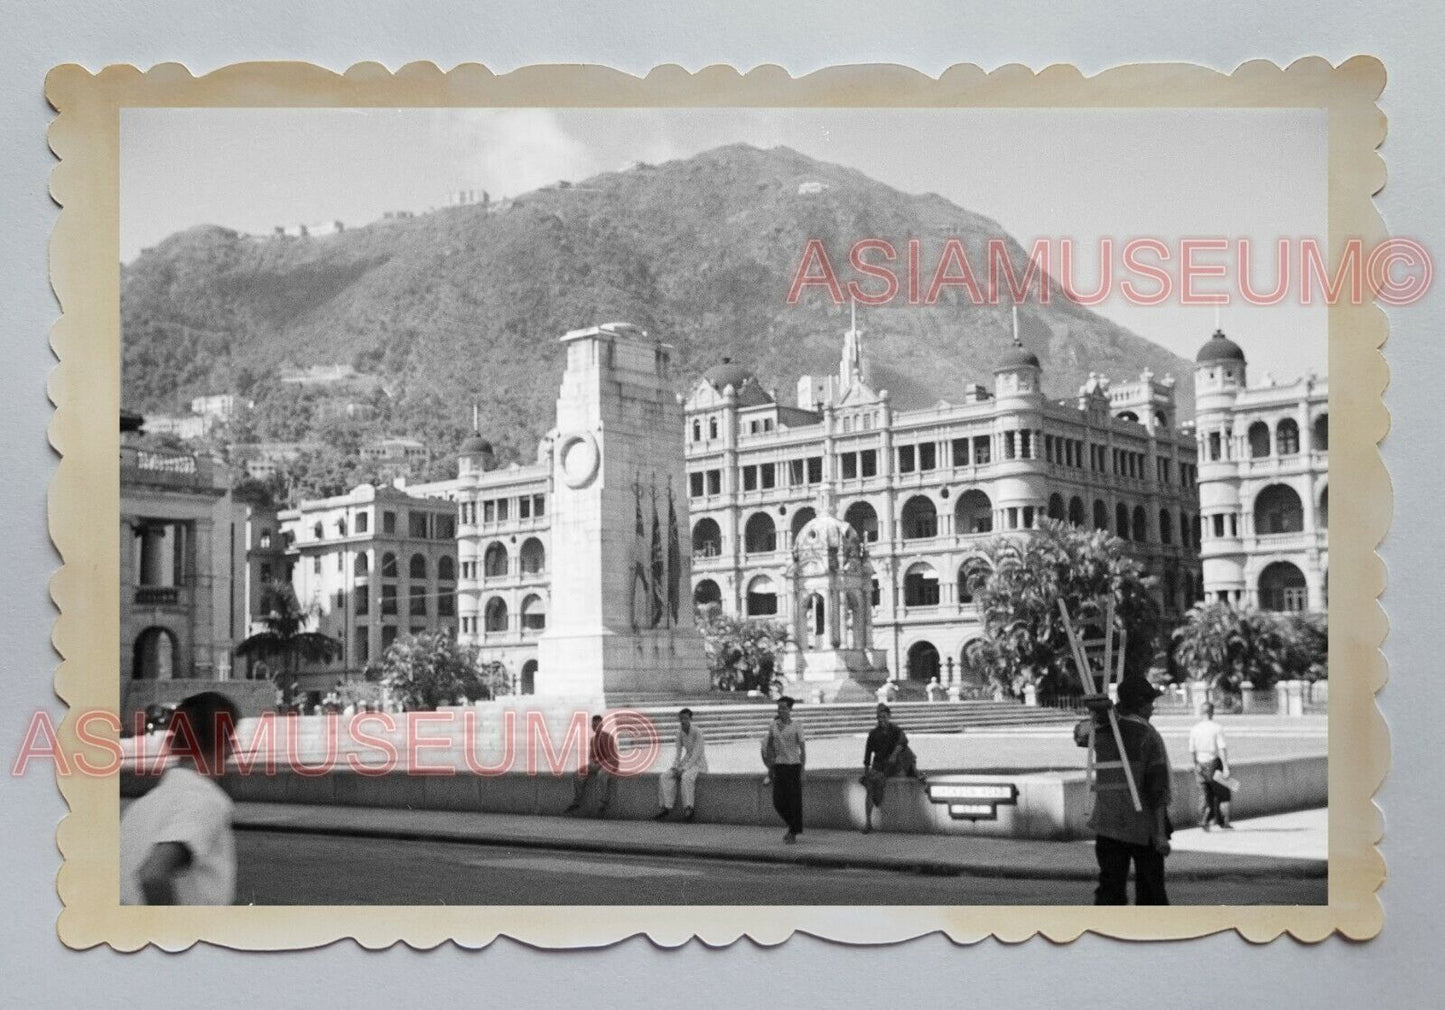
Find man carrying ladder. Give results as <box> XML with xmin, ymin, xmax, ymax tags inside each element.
<box><xmin>1061</xmin><ymin>598</ymin><xmax>1175</xmax><ymax>905</ymax></box>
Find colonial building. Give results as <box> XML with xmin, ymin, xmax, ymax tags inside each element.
<box><xmin>446</xmin><ymin>431</ymin><xmax>552</xmax><ymax>695</ymax></box>
<box><xmin>683</xmin><ymin>314</ymin><xmax>1202</xmax><ymax>687</ymax></box>
<box><xmin>1193</xmin><ymin>328</ymin><xmax>1328</xmax><ymax>612</ymax></box>
<box><xmin>121</xmin><ymin>411</ymin><xmax>269</xmax><ymax>719</ymax></box>
<box><xmin>277</xmin><ymin>482</ymin><xmax>460</xmax><ymax>693</ymax></box>
<box><xmin>424</xmin><ymin>316</ymin><xmax>1202</xmax><ymax>693</ymax></box>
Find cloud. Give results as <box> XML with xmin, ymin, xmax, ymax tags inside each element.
<box><xmin>432</xmin><ymin>109</ymin><xmax>602</xmax><ymax>198</ymax></box>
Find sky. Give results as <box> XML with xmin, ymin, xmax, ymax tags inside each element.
<box><xmin>121</xmin><ymin>107</ymin><xmax>1329</xmax><ymax>378</ymax></box>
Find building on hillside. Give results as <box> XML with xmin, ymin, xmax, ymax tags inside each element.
<box><xmin>1192</xmin><ymin>328</ymin><xmax>1328</xmax><ymax>612</ymax></box>
<box><xmin>232</xmin><ymin>441</ymin><xmax>310</xmax><ymax>481</ymax></box>
<box><xmin>414</xmin><ymin>314</ymin><xmax>1202</xmax><ymax>695</ymax></box>
<box><xmin>277</xmin><ymin>483</ymin><xmax>460</xmax><ymax>697</ymax></box>
<box><xmin>140</xmin><ymin>413</ymin><xmax>209</xmax><ymax>440</ymax></box>
<box><xmin>190</xmin><ymin>394</ymin><xmax>249</xmax><ymax>420</ymax></box>
<box><xmin>120</xmin><ymin>412</ymin><xmax>267</xmax><ymax>719</ymax></box>
<box><xmin>683</xmin><ymin>312</ymin><xmax>1202</xmax><ymax>687</ymax></box>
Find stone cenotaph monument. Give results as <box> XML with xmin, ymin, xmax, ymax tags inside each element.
<box><xmin>535</xmin><ymin>322</ymin><xmax>712</xmax><ymax>699</ymax></box>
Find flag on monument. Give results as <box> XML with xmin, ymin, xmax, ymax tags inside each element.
<box><xmin>650</xmin><ymin>486</ymin><xmax>665</xmax><ymax>627</ymax></box>
<box><xmin>666</xmin><ymin>485</ymin><xmax>682</xmax><ymax>625</ymax></box>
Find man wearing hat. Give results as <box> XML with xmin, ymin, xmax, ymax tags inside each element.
<box><xmin>1074</xmin><ymin>675</ymin><xmax>1175</xmax><ymax>904</ymax></box>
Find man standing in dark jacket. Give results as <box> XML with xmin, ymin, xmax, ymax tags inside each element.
<box><xmin>1074</xmin><ymin>675</ymin><xmax>1174</xmax><ymax>905</ymax></box>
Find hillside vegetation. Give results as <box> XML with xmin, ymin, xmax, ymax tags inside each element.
<box><xmin>122</xmin><ymin>143</ymin><xmax>1195</xmax><ymax>489</ymax></box>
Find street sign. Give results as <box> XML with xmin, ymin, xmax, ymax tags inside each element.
<box><xmin>925</xmin><ymin>780</ymin><xmax>1019</xmax><ymax>821</ymax></box>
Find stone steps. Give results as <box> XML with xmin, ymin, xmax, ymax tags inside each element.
<box><xmin>626</xmin><ymin>700</ymin><xmax>1080</xmax><ymax>745</ymax></box>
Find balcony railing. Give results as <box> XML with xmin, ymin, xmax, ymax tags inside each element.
<box><xmin>134</xmin><ymin>586</ymin><xmax>181</xmax><ymax>606</ymax></box>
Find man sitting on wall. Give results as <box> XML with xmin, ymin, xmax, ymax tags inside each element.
<box><xmin>859</xmin><ymin>703</ymin><xmax>925</xmax><ymax>834</ymax></box>
<box><xmin>655</xmin><ymin>708</ymin><xmax>708</xmax><ymax>822</ymax></box>
<box><xmin>566</xmin><ymin>714</ymin><xmax>621</xmax><ymax>818</ymax></box>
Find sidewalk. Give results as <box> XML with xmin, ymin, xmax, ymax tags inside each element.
<box><xmin>231</xmin><ymin>802</ymin><xmax>1326</xmax><ymax>881</ymax></box>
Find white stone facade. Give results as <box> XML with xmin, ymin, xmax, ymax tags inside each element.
<box><xmin>278</xmin><ymin>483</ymin><xmax>459</xmax><ymax>690</ymax></box>
<box><xmin>1192</xmin><ymin>329</ymin><xmax>1328</xmax><ymax>612</ymax></box>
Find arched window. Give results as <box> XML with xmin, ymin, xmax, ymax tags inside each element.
<box><xmin>1117</xmin><ymin>410</ymin><xmax>1138</xmax><ymax>423</ymax></box>
<box><xmin>354</xmin><ymin>553</ymin><xmax>370</xmax><ymax>576</ymax></box>
<box><xmin>1047</xmin><ymin>494</ymin><xmax>1066</xmax><ymax>521</ymax></box>
<box><xmin>1276</xmin><ymin>418</ymin><xmax>1300</xmax><ymax>456</ymax></box>
<box><xmin>409</xmin><ymin>553</ymin><xmax>427</xmax><ymax>580</ymax></box>
<box><xmin>1254</xmin><ymin>484</ymin><xmax>1304</xmax><ymax>534</ymax></box>
<box><xmin>1093</xmin><ymin>500</ymin><xmax>1109</xmax><ymax>531</ymax></box>
<box><xmin>903</xmin><ymin>562</ymin><xmax>940</xmax><ymax>607</ymax></box>
<box><xmin>745</xmin><ymin>575</ymin><xmax>777</xmax><ymax>616</ymax></box>
<box><xmin>336</xmin><ymin>517</ymin><xmax>347</xmax><ymax>537</ymax></box>
<box><xmin>692</xmin><ymin>518</ymin><xmax>722</xmax><ymax>557</ymax></box>
<box><xmin>691</xmin><ymin>419</ymin><xmax>702</xmax><ymax>442</ymax></box>
<box><xmin>743</xmin><ymin>513</ymin><xmax>777</xmax><ymax>554</ymax></box>
<box><xmin>520</xmin><ymin>594</ymin><xmax>546</xmax><ymax>631</ymax></box>
<box><xmin>1248</xmin><ymin>421</ymin><xmax>1271</xmax><ymax>458</ymax></box>
<box><xmin>953</xmin><ymin>490</ymin><xmax>992</xmax><ymax>535</ymax></box>
<box><xmin>1313</xmin><ymin>413</ymin><xmax>1328</xmax><ymax>451</ymax></box>
<box><xmin>1318</xmin><ymin>486</ymin><xmax>1328</xmax><ymax>529</ymax></box>
<box><xmin>1159</xmin><ymin>508</ymin><xmax>1173</xmax><ymax>545</ymax></box>
<box><xmin>1181</xmin><ymin>512</ymin><xmax>1192</xmax><ymax>548</ymax></box>
<box><xmin>901</xmin><ymin>496</ymin><xmax>938</xmax><ymax>540</ymax></box>
<box><xmin>1259</xmin><ymin>561</ymin><xmax>1308</xmax><ymax>612</ymax></box>
<box><xmin>519</xmin><ymin>537</ymin><xmax>545</xmax><ymax>575</ymax></box>
<box><xmin>693</xmin><ymin>579</ymin><xmax>722</xmax><ymax>608</ymax></box>
<box><xmin>1116</xmin><ymin>502</ymin><xmax>1130</xmax><ymax>539</ymax></box>
<box><xmin>1132</xmin><ymin>505</ymin><xmax>1148</xmax><ymax>543</ymax></box>
<box><xmin>132</xmin><ymin>627</ymin><xmax>177</xmax><ymax>680</ymax></box>
<box><xmin>484</xmin><ymin>596</ymin><xmax>509</xmax><ymax>632</ymax></box>
<box><xmin>381</xmin><ymin>552</ymin><xmax>398</xmax><ymax>578</ymax></box>
<box><xmin>520</xmin><ymin>659</ymin><xmax>538</xmax><ymax>696</ymax></box>
<box><xmin>437</xmin><ymin>556</ymin><xmax>456</xmax><ymax>582</ymax></box>
<box><xmin>906</xmin><ymin>641</ymin><xmax>940</xmax><ymax>682</ymax></box>
<box><xmin>789</xmin><ymin>507</ymin><xmax>816</xmax><ymax>541</ymax></box>
<box><xmin>483</xmin><ymin>542</ymin><xmax>509</xmax><ymax>578</ymax></box>
<box><xmin>1068</xmin><ymin>496</ymin><xmax>1085</xmax><ymax>527</ymax></box>
<box><xmin>313</xmin><ymin>522</ymin><xmax>323</xmax><ymax>540</ymax></box>
<box><xmin>844</xmin><ymin>501</ymin><xmax>879</xmax><ymax>542</ymax></box>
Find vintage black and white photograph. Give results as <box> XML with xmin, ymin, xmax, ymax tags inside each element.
<box><xmin>107</xmin><ymin>102</ymin><xmax>1341</xmax><ymax>911</ymax></box>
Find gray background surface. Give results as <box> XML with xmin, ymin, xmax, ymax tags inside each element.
<box><xmin>1</xmin><ymin>2</ymin><xmax>1440</xmax><ymax>1004</ymax></box>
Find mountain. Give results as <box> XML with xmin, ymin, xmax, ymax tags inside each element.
<box><xmin>121</xmin><ymin>143</ymin><xmax>1196</xmax><ymax>467</ymax></box>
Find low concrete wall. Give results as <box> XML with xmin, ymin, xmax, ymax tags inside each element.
<box><xmin>121</xmin><ymin>754</ymin><xmax>1327</xmax><ymax>841</ymax></box>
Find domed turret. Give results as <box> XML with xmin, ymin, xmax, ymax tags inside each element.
<box><xmin>1196</xmin><ymin>328</ymin><xmax>1246</xmax><ymax>364</ymax></box>
<box><xmin>701</xmin><ymin>357</ymin><xmax>755</xmax><ymax>392</ymax></box>
<box><xmin>993</xmin><ymin>339</ymin><xmax>1041</xmax><ymax>372</ymax></box>
<box><xmin>458</xmin><ymin>433</ymin><xmax>494</xmax><ymax>457</ymax></box>
<box><xmin>457</xmin><ymin>406</ymin><xmax>497</xmax><ymax>475</ymax></box>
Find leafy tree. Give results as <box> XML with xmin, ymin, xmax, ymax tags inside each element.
<box><xmin>695</xmin><ymin>604</ymin><xmax>791</xmax><ymax>692</ymax></box>
<box><xmin>964</xmin><ymin>519</ymin><xmax>1160</xmax><ymax>700</ymax></box>
<box><xmin>1173</xmin><ymin>604</ymin><xmax>1327</xmax><ymax>693</ymax></box>
<box><xmin>234</xmin><ymin>580</ymin><xmax>343</xmax><ymax>703</ymax></box>
<box><xmin>375</xmin><ymin>631</ymin><xmax>507</xmax><ymax>711</ymax></box>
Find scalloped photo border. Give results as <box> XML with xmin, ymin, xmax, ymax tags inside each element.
<box><xmin>45</xmin><ymin>58</ymin><xmax>1389</xmax><ymax>950</ymax></box>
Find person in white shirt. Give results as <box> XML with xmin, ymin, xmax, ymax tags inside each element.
<box><xmin>655</xmin><ymin>708</ymin><xmax>707</xmax><ymax>822</ymax></box>
<box><xmin>120</xmin><ymin>692</ymin><xmax>240</xmax><ymax>905</ymax></box>
<box><xmin>1188</xmin><ymin>702</ymin><xmax>1233</xmax><ymax>830</ymax></box>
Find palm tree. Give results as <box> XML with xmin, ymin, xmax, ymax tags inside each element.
<box><xmin>235</xmin><ymin>580</ymin><xmax>342</xmax><ymax>703</ymax></box>
<box><xmin>966</xmin><ymin>519</ymin><xmax>1159</xmax><ymax>699</ymax></box>
<box><xmin>1172</xmin><ymin>602</ymin><xmax>1292</xmax><ymax>694</ymax></box>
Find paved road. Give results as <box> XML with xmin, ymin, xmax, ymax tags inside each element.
<box><xmin>234</xmin><ymin>830</ymin><xmax>1326</xmax><ymax>906</ymax></box>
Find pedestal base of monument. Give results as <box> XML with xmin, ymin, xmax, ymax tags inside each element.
<box><xmin>781</xmin><ymin>648</ymin><xmax>890</xmax><ymax>703</ymax></box>
<box><xmin>535</xmin><ymin>627</ymin><xmax>713</xmax><ymax>700</ymax></box>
